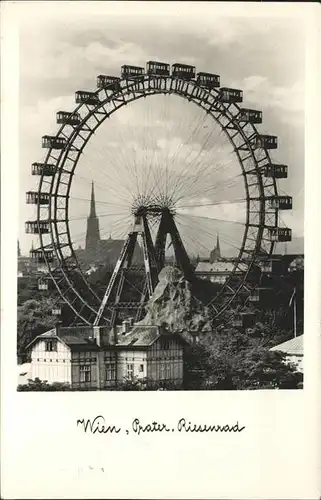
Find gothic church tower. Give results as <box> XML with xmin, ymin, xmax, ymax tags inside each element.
<box><xmin>85</xmin><ymin>182</ymin><xmax>100</xmax><ymax>253</ymax></box>
<box><xmin>209</xmin><ymin>234</ymin><xmax>221</xmax><ymax>263</ymax></box>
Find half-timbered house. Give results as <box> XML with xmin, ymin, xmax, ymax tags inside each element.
<box><xmin>25</xmin><ymin>322</ymin><xmax>191</xmax><ymax>389</ymax></box>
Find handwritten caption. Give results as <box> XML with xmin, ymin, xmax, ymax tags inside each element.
<box><xmin>76</xmin><ymin>416</ymin><xmax>246</xmax><ymax>435</ymax></box>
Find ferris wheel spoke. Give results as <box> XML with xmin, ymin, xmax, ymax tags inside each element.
<box><xmin>168</xmin><ymin>129</ymin><xmax>219</xmax><ymax>201</ymax></box>
<box><xmin>175</xmin><ymin>130</ymin><xmax>225</xmax><ymax>193</ymax></box>
<box><xmin>176</xmin><ymin>215</ymin><xmax>244</xmax><ymax>255</ymax></box>
<box><xmin>173</xmin><ymin>148</ymin><xmax>235</xmax><ymax>202</ymax></box>
<box><xmin>176</xmin><ymin>211</ymin><xmax>246</xmax><ymax>227</ymax></box>
<box><xmin>68</xmin><ymin>210</ymin><xmax>130</xmax><ymax>222</ymax></box>
<box><xmin>175</xmin><ymin>170</ymin><xmax>245</xmax><ymax>204</ymax></box>
<box><xmin>176</xmin><ymin>198</ymin><xmax>247</xmax><ymax>210</ymax></box>
<box><xmin>178</xmin><ymin>221</ymin><xmax>239</xmax><ymax>259</ymax></box>
<box><xmin>71</xmin><ymin>154</ymin><xmax>135</xmax><ymax>202</ymax></box>
<box><xmin>26</xmin><ymin>66</ymin><xmax>289</xmax><ymax>326</ymax></box>
<box><xmin>164</xmin><ymin>106</ymin><xmax>209</xmax><ymax>192</ymax></box>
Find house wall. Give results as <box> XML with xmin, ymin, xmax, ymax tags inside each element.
<box><xmin>29</xmin><ymin>335</ymin><xmax>186</xmax><ymax>389</ymax></box>
<box><xmin>71</xmin><ymin>350</ymin><xmax>99</xmax><ymax>389</ymax></box>
<box><xmin>30</xmin><ymin>339</ymin><xmax>71</xmax><ymax>384</ymax></box>
<box><xmin>100</xmin><ymin>351</ymin><xmax>117</xmax><ymax>389</ymax></box>
<box><xmin>146</xmin><ymin>338</ymin><xmax>183</xmax><ymax>384</ymax></box>
<box><xmin>117</xmin><ymin>350</ymin><xmax>147</xmax><ymax>383</ymax></box>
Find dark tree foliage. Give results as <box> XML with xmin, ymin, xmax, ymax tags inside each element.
<box><xmin>17</xmin><ymin>378</ymin><xmax>72</xmax><ymax>391</ymax></box>
<box><xmin>17</xmin><ymin>297</ymin><xmax>58</xmax><ymax>361</ymax></box>
<box><xmin>184</xmin><ymin>328</ymin><xmax>303</xmax><ymax>390</ymax></box>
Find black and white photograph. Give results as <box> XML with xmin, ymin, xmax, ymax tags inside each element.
<box><xmin>15</xmin><ymin>3</ymin><xmax>306</xmax><ymax>392</ymax></box>
<box><xmin>2</xmin><ymin>2</ymin><xmax>320</xmax><ymax>499</ymax></box>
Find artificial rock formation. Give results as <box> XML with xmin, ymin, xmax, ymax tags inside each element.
<box><xmin>138</xmin><ymin>266</ymin><xmax>212</xmax><ymax>332</ymax></box>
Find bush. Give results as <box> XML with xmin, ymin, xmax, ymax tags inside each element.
<box><xmin>17</xmin><ymin>378</ymin><xmax>72</xmax><ymax>391</ymax></box>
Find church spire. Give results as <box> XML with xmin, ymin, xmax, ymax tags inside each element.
<box><xmin>85</xmin><ymin>181</ymin><xmax>100</xmax><ymax>254</ymax></box>
<box><xmin>90</xmin><ymin>181</ymin><xmax>97</xmax><ymax>218</ymax></box>
<box><xmin>216</xmin><ymin>233</ymin><xmax>221</xmax><ymax>257</ymax></box>
<box><xmin>209</xmin><ymin>233</ymin><xmax>221</xmax><ymax>263</ymax></box>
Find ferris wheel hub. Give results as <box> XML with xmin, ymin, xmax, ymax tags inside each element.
<box><xmin>131</xmin><ymin>196</ymin><xmax>176</xmax><ymax>218</ymax></box>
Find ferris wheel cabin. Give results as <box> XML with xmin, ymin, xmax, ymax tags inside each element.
<box><xmin>269</xmin><ymin>196</ymin><xmax>293</xmax><ymax>210</ymax></box>
<box><xmin>75</xmin><ymin>91</ymin><xmax>100</xmax><ymax>105</ymax></box>
<box><xmin>171</xmin><ymin>63</ymin><xmax>196</xmax><ymax>80</ymax></box>
<box><xmin>121</xmin><ymin>65</ymin><xmax>145</xmax><ymax>79</ymax></box>
<box><xmin>25</xmin><ymin>220</ymin><xmax>50</xmax><ymax>234</ymax></box>
<box><xmin>268</xmin><ymin>227</ymin><xmax>292</xmax><ymax>242</ymax></box>
<box><xmin>96</xmin><ymin>75</ymin><xmax>121</xmax><ymax>90</ymax></box>
<box><xmin>237</xmin><ymin>108</ymin><xmax>262</xmax><ymax>124</ymax></box>
<box><xmin>38</xmin><ymin>278</ymin><xmax>49</xmax><ymax>291</ymax></box>
<box><xmin>253</xmin><ymin>134</ymin><xmax>278</xmax><ymax>149</ymax></box>
<box><xmin>31</xmin><ymin>162</ymin><xmax>56</xmax><ymax>176</ymax></box>
<box><xmin>196</xmin><ymin>72</ymin><xmax>220</xmax><ymax>89</ymax></box>
<box><xmin>26</xmin><ymin>191</ymin><xmax>50</xmax><ymax>205</ymax></box>
<box><xmin>219</xmin><ymin>87</ymin><xmax>243</xmax><ymax>103</ymax></box>
<box><xmin>249</xmin><ymin>287</ymin><xmax>271</xmax><ymax>304</ymax></box>
<box><xmin>264</xmin><ymin>164</ymin><xmax>288</xmax><ymax>178</ymax></box>
<box><xmin>146</xmin><ymin>61</ymin><xmax>170</xmax><ymax>76</ymax></box>
<box><xmin>56</xmin><ymin>111</ymin><xmax>81</xmax><ymax>126</ymax></box>
<box><xmin>52</xmin><ymin>305</ymin><xmax>62</xmax><ymax>316</ymax></box>
<box><xmin>30</xmin><ymin>248</ymin><xmax>55</xmax><ymax>263</ymax></box>
<box><xmin>232</xmin><ymin>312</ymin><xmax>256</xmax><ymax>328</ymax></box>
<box><xmin>42</xmin><ymin>135</ymin><xmax>67</xmax><ymax>150</ymax></box>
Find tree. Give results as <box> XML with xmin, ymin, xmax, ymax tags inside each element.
<box><xmin>17</xmin><ymin>297</ymin><xmax>58</xmax><ymax>361</ymax></box>
<box><xmin>184</xmin><ymin>328</ymin><xmax>302</xmax><ymax>390</ymax></box>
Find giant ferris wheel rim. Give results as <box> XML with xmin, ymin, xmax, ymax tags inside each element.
<box><xmin>33</xmin><ymin>69</ymin><xmax>280</xmax><ymax>324</ymax></box>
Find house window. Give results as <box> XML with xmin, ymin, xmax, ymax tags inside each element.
<box><xmin>105</xmin><ymin>364</ymin><xmax>116</xmax><ymax>381</ymax></box>
<box><xmin>45</xmin><ymin>340</ymin><xmax>57</xmax><ymax>352</ymax></box>
<box><xmin>80</xmin><ymin>365</ymin><xmax>91</xmax><ymax>383</ymax></box>
<box><xmin>127</xmin><ymin>364</ymin><xmax>134</xmax><ymax>380</ymax></box>
<box><xmin>139</xmin><ymin>364</ymin><xmax>144</xmax><ymax>373</ymax></box>
<box><xmin>160</xmin><ymin>363</ymin><xmax>165</xmax><ymax>380</ymax></box>
<box><xmin>166</xmin><ymin>364</ymin><xmax>171</xmax><ymax>380</ymax></box>
<box><xmin>160</xmin><ymin>339</ymin><xmax>170</xmax><ymax>350</ymax></box>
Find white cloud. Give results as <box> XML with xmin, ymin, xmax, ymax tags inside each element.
<box><xmin>238</xmin><ymin>75</ymin><xmax>304</xmax><ymax>115</ymax></box>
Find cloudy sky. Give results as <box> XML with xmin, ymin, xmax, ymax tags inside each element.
<box><xmin>18</xmin><ymin>2</ymin><xmax>305</xmax><ymax>257</ymax></box>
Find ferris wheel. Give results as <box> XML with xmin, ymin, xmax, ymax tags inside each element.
<box><xmin>25</xmin><ymin>61</ymin><xmax>292</xmax><ymax>326</ymax></box>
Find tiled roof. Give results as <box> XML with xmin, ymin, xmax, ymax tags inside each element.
<box><xmin>58</xmin><ymin>326</ymin><xmax>101</xmax><ymax>350</ymax></box>
<box><xmin>26</xmin><ymin>327</ymin><xmax>100</xmax><ymax>350</ymax></box>
<box><xmin>26</xmin><ymin>325</ymin><xmax>192</xmax><ymax>351</ymax></box>
<box><xmin>37</xmin><ymin>329</ymin><xmax>56</xmax><ymax>337</ymax></box>
<box><xmin>117</xmin><ymin>325</ymin><xmax>193</xmax><ymax>347</ymax></box>
<box><xmin>270</xmin><ymin>335</ymin><xmax>303</xmax><ymax>356</ymax></box>
<box><xmin>117</xmin><ymin>325</ymin><xmax>160</xmax><ymax>347</ymax></box>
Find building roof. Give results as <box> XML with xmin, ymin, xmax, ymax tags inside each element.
<box><xmin>117</xmin><ymin>325</ymin><xmax>191</xmax><ymax>348</ymax></box>
<box><xmin>25</xmin><ymin>327</ymin><xmax>100</xmax><ymax>351</ymax></box>
<box><xmin>270</xmin><ymin>335</ymin><xmax>303</xmax><ymax>356</ymax></box>
<box><xmin>195</xmin><ymin>261</ymin><xmax>235</xmax><ymax>273</ymax></box>
<box><xmin>117</xmin><ymin>325</ymin><xmax>160</xmax><ymax>347</ymax></box>
<box><xmin>26</xmin><ymin>324</ymin><xmax>192</xmax><ymax>352</ymax></box>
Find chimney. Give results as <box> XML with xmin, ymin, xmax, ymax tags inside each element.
<box><xmin>55</xmin><ymin>321</ymin><xmax>62</xmax><ymax>337</ymax></box>
<box><xmin>121</xmin><ymin>320</ymin><xmax>130</xmax><ymax>335</ymax></box>
<box><xmin>112</xmin><ymin>326</ymin><xmax>118</xmax><ymax>345</ymax></box>
<box><xmin>93</xmin><ymin>326</ymin><xmax>102</xmax><ymax>347</ymax></box>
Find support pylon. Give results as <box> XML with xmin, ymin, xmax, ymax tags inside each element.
<box><xmin>93</xmin><ymin>214</ymin><xmax>158</xmax><ymax>327</ymax></box>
